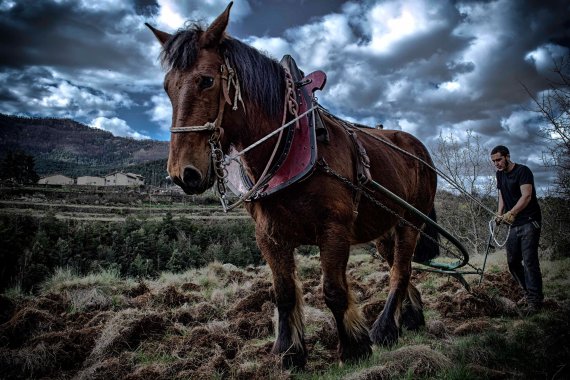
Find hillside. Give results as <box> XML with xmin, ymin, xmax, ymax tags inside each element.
<box><xmin>0</xmin><ymin>114</ymin><xmax>168</xmax><ymax>179</ymax></box>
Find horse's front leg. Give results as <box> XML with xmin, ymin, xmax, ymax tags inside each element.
<box><xmin>320</xmin><ymin>224</ymin><xmax>372</xmax><ymax>364</ymax></box>
<box><xmin>256</xmin><ymin>231</ymin><xmax>306</xmax><ymax>369</ymax></box>
<box><xmin>370</xmin><ymin>226</ymin><xmax>418</xmax><ymax>346</ymax></box>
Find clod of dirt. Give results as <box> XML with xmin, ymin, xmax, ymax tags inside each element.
<box><xmin>434</xmin><ymin>288</ymin><xmax>519</xmax><ymax>319</ymax></box>
<box><xmin>234</xmin><ymin>355</ymin><xmax>290</xmax><ymax>380</ymax></box>
<box><xmin>0</xmin><ymin>342</ymin><xmax>60</xmax><ymax>379</ymax></box>
<box><xmin>0</xmin><ymin>308</ymin><xmax>60</xmax><ymax>348</ymax></box>
<box><xmin>153</xmin><ymin>285</ymin><xmax>191</xmax><ymax>307</ymax></box>
<box><xmin>190</xmin><ymin>301</ymin><xmax>221</xmax><ymax>322</ymax></box>
<box><xmin>75</xmin><ymin>355</ymin><xmax>134</xmax><ymax>380</ymax></box>
<box><xmin>180</xmin><ymin>282</ymin><xmax>200</xmax><ymax>292</ymax></box>
<box><xmin>231</xmin><ymin>310</ymin><xmax>273</xmax><ymax>340</ymax></box>
<box><xmin>361</xmin><ymin>297</ymin><xmax>385</xmax><ymax>325</ymax></box>
<box><xmin>344</xmin><ymin>365</ymin><xmax>391</xmax><ymax>380</ymax></box>
<box><xmin>425</xmin><ymin>319</ymin><xmax>447</xmax><ymax>337</ymax></box>
<box><xmin>227</xmin><ymin>288</ymin><xmax>272</xmax><ymax>317</ymax></box>
<box><xmin>126</xmin><ymin>281</ymin><xmax>150</xmax><ymax>298</ymax></box>
<box><xmin>171</xmin><ymin>325</ymin><xmax>243</xmax><ymax>377</ymax></box>
<box><xmin>172</xmin><ymin>308</ymin><xmax>195</xmax><ymax>326</ymax></box>
<box><xmin>86</xmin><ymin>309</ymin><xmax>167</xmax><ymax>365</ymax></box>
<box><xmin>479</xmin><ymin>272</ymin><xmax>525</xmax><ymax>301</ymax></box>
<box><xmin>28</xmin><ymin>326</ymin><xmax>100</xmax><ymax>370</ymax></box>
<box><xmin>124</xmin><ymin>363</ymin><xmax>170</xmax><ymax>380</ymax></box>
<box><xmin>67</xmin><ymin>288</ymin><xmax>113</xmax><ymax>312</ymax></box>
<box><xmin>453</xmin><ymin>319</ymin><xmax>493</xmax><ymax>336</ymax></box>
<box><xmin>346</xmin><ymin>344</ymin><xmax>452</xmax><ymax>379</ymax></box>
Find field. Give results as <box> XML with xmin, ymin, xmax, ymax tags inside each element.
<box><xmin>1</xmin><ymin>253</ymin><xmax>569</xmax><ymax>379</ymax></box>
<box><xmin>1</xmin><ymin>187</ymin><xmax>569</xmax><ymax>379</ymax></box>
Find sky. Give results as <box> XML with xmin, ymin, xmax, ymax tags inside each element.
<box><xmin>1</xmin><ymin>0</ymin><xmax>569</xmax><ymax>192</ymax></box>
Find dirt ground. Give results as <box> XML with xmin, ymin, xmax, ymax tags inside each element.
<box><xmin>1</xmin><ymin>255</ymin><xmax>568</xmax><ymax>379</ymax></box>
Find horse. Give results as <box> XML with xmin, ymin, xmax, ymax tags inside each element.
<box><xmin>146</xmin><ymin>2</ymin><xmax>439</xmax><ymax>369</ymax></box>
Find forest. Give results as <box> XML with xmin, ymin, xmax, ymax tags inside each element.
<box><xmin>1</xmin><ymin>185</ymin><xmax>568</xmax><ymax>295</ymax></box>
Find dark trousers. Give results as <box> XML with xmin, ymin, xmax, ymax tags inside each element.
<box><xmin>505</xmin><ymin>221</ymin><xmax>543</xmax><ymax>305</ymax></box>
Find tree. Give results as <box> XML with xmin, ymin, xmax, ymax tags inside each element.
<box><xmin>431</xmin><ymin>130</ymin><xmax>496</xmax><ymax>255</ymax></box>
<box><xmin>0</xmin><ymin>151</ymin><xmax>40</xmax><ymax>184</ymax></box>
<box><xmin>523</xmin><ymin>56</ymin><xmax>570</xmax><ymax>199</ymax></box>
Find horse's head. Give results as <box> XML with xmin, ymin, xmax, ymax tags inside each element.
<box><xmin>147</xmin><ymin>3</ymin><xmax>233</xmax><ymax>194</ymax></box>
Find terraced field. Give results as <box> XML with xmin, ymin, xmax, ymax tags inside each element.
<box><xmin>0</xmin><ymin>186</ymin><xmax>249</xmax><ymax>221</ymax></box>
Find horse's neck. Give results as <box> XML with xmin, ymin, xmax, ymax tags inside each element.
<box><xmin>227</xmin><ymin>109</ymin><xmax>283</xmax><ymax>182</ymax></box>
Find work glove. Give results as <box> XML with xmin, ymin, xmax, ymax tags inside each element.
<box><xmin>502</xmin><ymin>211</ymin><xmax>515</xmax><ymax>225</ymax></box>
<box><xmin>495</xmin><ymin>214</ymin><xmax>503</xmax><ymax>225</ymax></box>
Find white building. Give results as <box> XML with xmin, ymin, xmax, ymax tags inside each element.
<box><xmin>104</xmin><ymin>172</ymin><xmax>144</xmax><ymax>186</ymax></box>
<box><xmin>38</xmin><ymin>174</ymin><xmax>74</xmax><ymax>185</ymax></box>
<box><xmin>77</xmin><ymin>176</ymin><xmax>105</xmax><ymax>186</ymax></box>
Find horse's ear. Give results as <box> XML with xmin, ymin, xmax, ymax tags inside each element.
<box><xmin>200</xmin><ymin>2</ymin><xmax>233</xmax><ymax>48</ymax></box>
<box><xmin>145</xmin><ymin>23</ymin><xmax>172</xmax><ymax>46</ymax></box>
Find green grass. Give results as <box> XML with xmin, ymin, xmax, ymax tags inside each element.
<box><xmin>40</xmin><ymin>266</ymin><xmax>130</xmax><ymax>293</ymax></box>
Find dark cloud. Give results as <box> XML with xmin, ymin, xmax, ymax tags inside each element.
<box><xmin>0</xmin><ymin>0</ymin><xmax>568</xmax><ymax>191</ymax></box>
<box><xmin>231</xmin><ymin>0</ymin><xmax>346</xmax><ymax>38</ymax></box>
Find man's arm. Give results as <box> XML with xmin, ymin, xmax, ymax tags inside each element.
<box><xmin>497</xmin><ymin>190</ymin><xmax>505</xmax><ymax>215</ymax></box>
<box><xmin>509</xmin><ymin>184</ymin><xmax>532</xmax><ymax>217</ymax></box>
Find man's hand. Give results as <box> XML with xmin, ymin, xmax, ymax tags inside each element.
<box><xmin>495</xmin><ymin>211</ymin><xmax>515</xmax><ymax>225</ymax></box>
<box><xmin>502</xmin><ymin>211</ymin><xmax>515</xmax><ymax>224</ymax></box>
<box><xmin>495</xmin><ymin>214</ymin><xmax>503</xmax><ymax>225</ymax></box>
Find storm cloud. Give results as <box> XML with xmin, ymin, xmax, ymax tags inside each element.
<box><xmin>1</xmin><ymin>0</ymin><xmax>568</xmax><ymax>190</ymax></box>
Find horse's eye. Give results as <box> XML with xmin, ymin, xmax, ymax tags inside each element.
<box><xmin>199</xmin><ymin>76</ymin><xmax>214</xmax><ymax>90</ymax></box>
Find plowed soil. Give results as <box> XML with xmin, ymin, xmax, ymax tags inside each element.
<box><xmin>1</xmin><ymin>256</ymin><xmax>568</xmax><ymax>379</ymax></box>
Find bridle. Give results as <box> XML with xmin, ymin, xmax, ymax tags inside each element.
<box><xmin>168</xmin><ymin>55</ymin><xmax>313</xmax><ymax>211</ymax></box>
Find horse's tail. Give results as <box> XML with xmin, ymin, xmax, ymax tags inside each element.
<box><xmin>412</xmin><ymin>207</ymin><xmax>440</xmax><ymax>263</ymax></box>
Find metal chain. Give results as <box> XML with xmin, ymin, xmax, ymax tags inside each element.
<box><xmin>318</xmin><ymin>160</ymin><xmax>480</xmax><ymax>271</ymax></box>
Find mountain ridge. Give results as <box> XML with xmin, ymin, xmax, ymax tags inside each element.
<box><xmin>0</xmin><ymin>113</ymin><xmax>169</xmax><ymax>183</ymax></box>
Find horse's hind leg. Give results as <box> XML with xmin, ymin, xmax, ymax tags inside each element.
<box><xmin>256</xmin><ymin>232</ymin><xmax>306</xmax><ymax>369</ymax></box>
<box><xmin>370</xmin><ymin>226</ymin><xmax>422</xmax><ymax>346</ymax></box>
<box><xmin>320</xmin><ymin>225</ymin><xmax>372</xmax><ymax>364</ymax></box>
<box><xmin>376</xmin><ymin>234</ymin><xmax>425</xmax><ymax>332</ymax></box>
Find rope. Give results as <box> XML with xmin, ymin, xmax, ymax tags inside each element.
<box><xmin>320</xmin><ymin>107</ymin><xmax>497</xmax><ymax>217</ymax></box>
<box><xmin>224</xmin><ymin>105</ymin><xmax>317</xmax><ymax>162</ymax></box>
<box><xmin>488</xmin><ymin>219</ymin><xmax>511</xmax><ymax>248</ymax></box>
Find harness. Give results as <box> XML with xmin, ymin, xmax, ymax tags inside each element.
<box><xmin>169</xmin><ymin>55</ymin><xmax>326</xmax><ymax>211</ymax></box>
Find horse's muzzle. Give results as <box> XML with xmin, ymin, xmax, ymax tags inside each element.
<box><xmin>171</xmin><ymin>164</ymin><xmax>215</xmax><ymax>195</ymax></box>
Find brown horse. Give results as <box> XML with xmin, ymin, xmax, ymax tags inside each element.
<box><xmin>147</xmin><ymin>2</ymin><xmax>439</xmax><ymax>369</ymax></box>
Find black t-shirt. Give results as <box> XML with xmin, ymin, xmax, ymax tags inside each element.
<box><xmin>496</xmin><ymin>163</ymin><xmax>541</xmax><ymax>226</ymax></box>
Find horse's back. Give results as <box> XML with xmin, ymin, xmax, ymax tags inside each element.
<box><xmin>361</xmin><ymin>128</ymin><xmax>436</xmax><ymax>191</ymax></box>
<box><xmin>364</xmin><ymin>128</ymin><xmax>432</xmax><ymax>164</ymax></box>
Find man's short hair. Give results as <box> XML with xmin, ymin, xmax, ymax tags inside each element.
<box><xmin>491</xmin><ymin>145</ymin><xmax>510</xmax><ymax>156</ymax></box>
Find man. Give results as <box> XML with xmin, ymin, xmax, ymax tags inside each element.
<box><xmin>491</xmin><ymin>145</ymin><xmax>543</xmax><ymax>313</ymax></box>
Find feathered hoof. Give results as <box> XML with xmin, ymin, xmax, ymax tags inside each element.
<box><xmin>401</xmin><ymin>302</ymin><xmax>425</xmax><ymax>331</ymax></box>
<box><xmin>279</xmin><ymin>348</ymin><xmax>307</xmax><ymax>370</ymax></box>
<box><xmin>339</xmin><ymin>334</ymin><xmax>372</xmax><ymax>364</ymax></box>
<box><xmin>370</xmin><ymin>315</ymin><xmax>399</xmax><ymax>347</ymax></box>
<box><xmin>273</xmin><ymin>341</ymin><xmax>307</xmax><ymax>370</ymax></box>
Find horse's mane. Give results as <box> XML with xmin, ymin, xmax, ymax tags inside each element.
<box><xmin>160</xmin><ymin>23</ymin><xmax>286</xmax><ymax>121</ymax></box>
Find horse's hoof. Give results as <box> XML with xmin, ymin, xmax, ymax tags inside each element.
<box><xmin>401</xmin><ymin>303</ymin><xmax>425</xmax><ymax>331</ymax></box>
<box><xmin>273</xmin><ymin>341</ymin><xmax>307</xmax><ymax>370</ymax></box>
<box><xmin>281</xmin><ymin>350</ymin><xmax>307</xmax><ymax>370</ymax></box>
<box><xmin>339</xmin><ymin>338</ymin><xmax>372</xmax><ymax>363</ymax></box>
<box><xmin>370</xmin><ymin>316</ymin><xmax>399</xmax><ymax>347</ymax></box>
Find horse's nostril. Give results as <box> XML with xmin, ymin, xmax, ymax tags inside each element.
<box><xmin>183</xmin><ymin>166</ymin><xmax>202</xmax><ymax>188</ymax></box>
